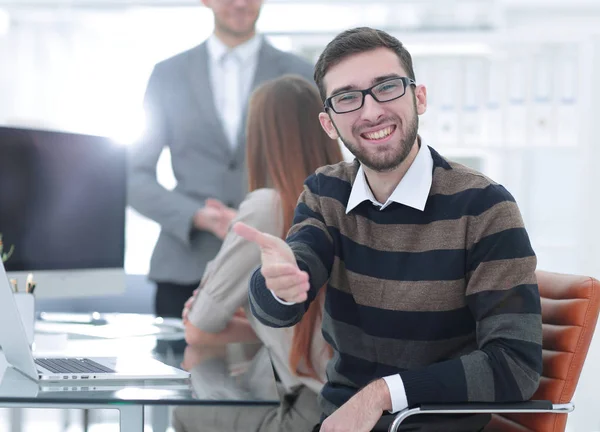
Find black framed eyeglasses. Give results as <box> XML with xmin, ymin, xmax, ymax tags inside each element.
<box><xmin>324</xmin><ymin>77</ymin><xmax>416</xmax><ymax>114</ymax></box>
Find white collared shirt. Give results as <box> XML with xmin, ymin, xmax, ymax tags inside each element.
<box><xmin>346</xmin><ymin>143</ymin><xmax>434</xmax><ymax>214</ymax></box>
<box><xmin>207</xmin><ymin>34</ymin><xmax>262</xmax><ymax>149</ymax></box>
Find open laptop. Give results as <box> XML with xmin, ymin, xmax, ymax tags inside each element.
<box><xmin>0</xmin><ymin>261</ymin><xmax>190</xmax><ymax>383</ymax></box>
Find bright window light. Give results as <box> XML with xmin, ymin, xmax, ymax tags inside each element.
<box><xmin>406</xmin><ymin>43</ymin><xmax>493</xmax><ymax>56</ymax></box>
<box><xmin>110</xmin><ymin>108</ymin><xmax>146</xmax><ymax>146</ymax></box>
<box><xmin>0</xmin><ymin>9</ymin><xmax>9</xmax><ymax>36</ymax></box>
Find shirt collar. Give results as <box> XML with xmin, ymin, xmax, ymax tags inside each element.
<box><xmin>207</xmin><ymin>33</ymin><xmax>262</xmax><ymax>64</ymax></box>
<box><xmin>346</xmin><ymin>142</ymin><xmax>434</xmax><ymax>214</ymax></box>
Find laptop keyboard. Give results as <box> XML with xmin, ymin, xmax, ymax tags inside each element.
<box><xmin>35</xmin><ymin>358</ymin><xmax>116</xmax><ymax>374</ymax></box>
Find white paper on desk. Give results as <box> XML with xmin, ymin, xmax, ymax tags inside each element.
<box><xmin>35</xmin><ymin>321</ymin><xmax>162</xmax><ymax>339</ymax></box>
<box><xmin>33</xmin><ymin>333</ymin><xmax>69</xmax><ymax>353</ymax></box>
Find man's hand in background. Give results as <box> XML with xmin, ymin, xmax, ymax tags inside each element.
<box><xmin>194</xmin><ymin>199</ymin><xmax>237</xmax><ymax>239</ymax></box>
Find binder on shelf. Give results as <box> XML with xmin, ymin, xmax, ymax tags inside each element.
<box><xmin>555</xmin><ymin>50</ymin><xmax>579</xmax><ymax>147</ymax></box>
<box><xmin>483</xmin><ymin>56</ymin><xmax>505</xmax><ymax>148</ymax></box>
<box><xmin>414</xmin><ymin>58</ymin><xmax>436</xmax><ymax>144</ymax></box>
<box><xmin>531</xmin><ymin>52</ymin><xmax>555</xmax><ymax>147</ymax></box>
<box><xmin>462</xmin><ymin>58</ymin><xmax>485</xmax><ymax>147</ymax></box>
<box><xmin>435</xmin><ymin>58</ymin><xmax>460</xmax><ymax>147</ymax></box>
<box><xmin>505</xmin><ymin>56</ymin><xmax>529</xmax><ymax>148</ymax></box>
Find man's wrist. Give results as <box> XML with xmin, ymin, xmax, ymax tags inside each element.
<box><xmin>193</xmin><ymin>208</ymin><xmax>207</xmax><ymax>230</ymax></box>
<box><xmin>366</xmin><ymin>378</ymin><xmax>392</xmax><ymax>412</ymax></box>
<box><xmin>270</xmin><ymin>289</ymin><xmax>297</xmax><ymax>305</ymax></box>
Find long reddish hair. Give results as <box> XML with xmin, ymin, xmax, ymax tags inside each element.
<box><xmin>246</xmin><ymin>75</ymin><xmax>341</xmax><ymax>380</ymax></box>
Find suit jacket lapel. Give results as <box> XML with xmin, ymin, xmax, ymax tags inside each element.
<box><xmin>187</xmin><ymin>43</ymin><xmax>231</xmax><ymax>161</ymax></box>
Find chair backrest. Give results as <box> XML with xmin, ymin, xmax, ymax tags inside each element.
<box><xmin>486</xmin><ymin>271</ymin><xmax>600</xmax><ymax>432</ymax></box>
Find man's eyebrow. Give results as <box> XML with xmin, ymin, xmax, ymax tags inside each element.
<box><xmin>372</xmin><ymin>73</ymin><xmax>402</xmax><ymax>85</ymax></box>
<box><xmin>328</xmin><ymin>74</ymin><xmax>403</xmax><ymax>97</ymax></box>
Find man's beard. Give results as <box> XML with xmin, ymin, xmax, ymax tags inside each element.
<box><xmin>335</xmin><ymin>106</ymin><xmax>419</xmax><ymax>173</ymax></box>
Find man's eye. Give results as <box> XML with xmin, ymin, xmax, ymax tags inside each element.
<box><xmin>378</xmin><ymin>84</ymin><xmax>398</xmax><ymax>93</ymax></box>
<box><xmin>337</xmin><ymin>94</ymin><xmax>358</xmax><ymax>103</ymax></box>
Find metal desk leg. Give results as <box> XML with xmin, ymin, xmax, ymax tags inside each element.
<box><xmin>119</xmin><ymin>405</ymin><xmax>144</xmax><ymax>432</ymax></box>
<box><xmin>10</xmin><ymin>408</ymin><xmax>23</xmax><ymax>432</ymax></box>
<box><xmin>151</xmin><ymin>405</ymin><xmax>170</xmax><ymax>432</ymax></box>
<box><xmin>83</xmin><ymin>408</ymin><xmax>90</xmax><ymax>432</ymax></box>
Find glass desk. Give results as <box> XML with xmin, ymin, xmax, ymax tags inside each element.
<box><xmin>0</xmin><ymin>314</ymin><xmax>279</xmax><ymax>432</ymax></box>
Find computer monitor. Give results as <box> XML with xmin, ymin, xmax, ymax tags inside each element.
<box><xmin>0</xmin><ymin>126</ymin><xmax>126</xmax><ymax>297</ymax></box>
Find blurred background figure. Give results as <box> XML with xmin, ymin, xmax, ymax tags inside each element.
<box><xmin>174</xmin><ymin>75</ymin><xmax>343</xmax><ymax>432</ymax></box>
<box><xmin>127</xmin><ymin>0</ymin><xmax>313</xmax><ymax>318</ymax></box>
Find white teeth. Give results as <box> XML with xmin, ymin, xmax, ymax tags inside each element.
<box><xmin>364</xmin><ymin>126</ymin><xmax>393</xmax><ymax>140</ymax></box>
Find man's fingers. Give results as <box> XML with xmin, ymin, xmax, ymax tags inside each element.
<box><xmin>205</xmin><ymin>198</ymin><xmax>226</xmax><ymax>209</ymax></box>
<box><xmin>233</xmin><ymin>222</ymin><xmax>278</xmax><ymax>249</ymax></box>
<box><xmin>263</xmin><ymin>271</ymin><xmax>308</xmax><ymax>288</ymax></box>
<box><xmin>261</xmin><ymin>263</ymin><xmax>302</xmax><ymax>278</ymax></box>
<box><xmin>265</xmin><ymin>271</ymin><xmax>310</xmax><ymax>303</ymax></box>
<box><xmin>270</xmin><ymin>285</ymin><xmax>309</xmax><ymax>304</ymax></box>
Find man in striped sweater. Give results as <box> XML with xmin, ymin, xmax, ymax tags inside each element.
<box><xmin>234</xmin><ymin>27</ymin><xmax>542</xmax><ymax>432</ymax></box>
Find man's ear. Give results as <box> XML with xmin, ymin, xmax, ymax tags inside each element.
<box><xmin>414</xmin><ymin>84</ymin><xmax>427</xmax><ymax>115</ymax></box>
<box><xmin>415</xmin><ymin>84</ymin><xmax>427</xmax><ymax>115</ymax></box>
<box><xmin>319</xmin><ymin>112</ymin><xmax>339</xmax><ymax>140</ymax></box>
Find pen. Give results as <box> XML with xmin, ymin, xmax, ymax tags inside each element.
<box><xmin>10</xmin><ymin>278</ymin><xmax>18</xmax><ymax>293</ymax></box>
<box><xmin>26</xmin><ymin>273</ymin><xmax>34</xmax><ymax>293</ymax></box>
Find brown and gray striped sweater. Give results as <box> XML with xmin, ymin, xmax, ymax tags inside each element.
<box><xmin>248</xmin><ymin>146</ymin><xmax>542</xmax><ymax>416</ymax></box>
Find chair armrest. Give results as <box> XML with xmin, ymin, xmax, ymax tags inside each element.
<box><xmin>389</xmin><ymin>401</ymin><xmax>574</xmax><ymax>432</ymax></box>
<box><xmin>420</xmin><ymin>400</ymin><xmax>554</xmax><ymax>412</ymax></box>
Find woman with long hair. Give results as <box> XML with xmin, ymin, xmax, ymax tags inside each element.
<box><xmin>174</xmin><ymin>74</ymin><xmax>343</xmax><ymax>432</ymax></box>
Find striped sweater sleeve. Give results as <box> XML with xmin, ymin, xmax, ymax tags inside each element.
<box><xmin>398</xmin><ymin>184</ymin><xmax>543</xmax><ymax>406</ymax></box>
<box><xmin>248</xmin><ymin>173</ymin><xmax>334</xmax><ymax>328</ymax></box>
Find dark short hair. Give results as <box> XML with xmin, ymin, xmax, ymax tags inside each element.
<box><xmin>314</xmin><ymin>27</ymin><xmax>416</xmax><ymax>103</ymax></box>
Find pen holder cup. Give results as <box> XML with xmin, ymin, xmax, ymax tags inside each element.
<box><xmin>14</xmin><ymin>292</ymin><xmax>35</xmax><ymax>346</ymax></box>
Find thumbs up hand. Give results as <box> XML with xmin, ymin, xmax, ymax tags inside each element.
<box><xmin>233</xmin><ymin>222</ymin><xmax>309</xmax><ymax>303</ymax></box>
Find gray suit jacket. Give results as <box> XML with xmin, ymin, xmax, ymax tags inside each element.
<box><xmin>128</xmin><ymin>38</ymin><xmax>314</xmax><ymax>284</ymax></box>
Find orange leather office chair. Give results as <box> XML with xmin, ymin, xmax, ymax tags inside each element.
<box><xmin>389</xmin><ymin>271</ymin><xmax>600</xmax><ymax>432</ymax></box>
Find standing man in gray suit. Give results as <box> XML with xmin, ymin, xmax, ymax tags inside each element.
<box><xmin>128</xmin><ymin>0</ymin><xmax>314</xmax><ymax>318</ymax></box>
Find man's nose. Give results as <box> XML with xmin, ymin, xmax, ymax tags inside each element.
<box><xmin>360</xmin><ymin>94</ymin><xmax>385</xmax><ymax>122</ymax></box>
